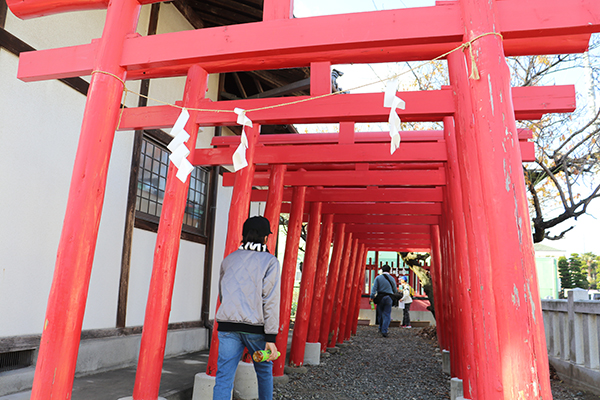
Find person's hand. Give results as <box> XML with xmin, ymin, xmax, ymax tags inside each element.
<box><xmin>265</xmin><ymin>342</ymin><xmax>278</xmax><ymax>361</ymax></box>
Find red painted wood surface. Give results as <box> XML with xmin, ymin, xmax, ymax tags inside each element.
<box><xmin>16</xmin><ymin>2</ymin><xmax>597</xmax><ymax>81</ymax></box>
<box><xmin>115</xmin><ymin>85</ymin><xmax>573</xmax><ymax>131</ymax></box>
<box><xmin>223</xmin><ymin>169</ymin><xmax>447</xmax><ymax>188</ymax></box>
<box><xmin>327</xmin><ymin>232</ymin><xmax>353</xmax><ymax>347</ymax></box>
<box><xmin>460</xmin><ymin>0</ymin><xmax>552</xmax><ymax>397</ymax></box>
<box><xmin>28</xmin><ymin>1</ymin><xmax>141</xmax><ymax>398</ymax></box>
<box><xmin>264</xmin><ymin>164</ymin><xmax>286</xmax><ymax>252</ymax></box>
<box><xmin>442</xmin><ymin>112</ymin><xmax>476</xmax><ymax>395</ymax></box>
<box><xmin>321</xmin><ymin>202</ymin><xmax>441</xmax><ymax>215</ymax></box>
<box><xmin>120</xmin><ymin>90</ymin><xmax>454</xmax><ymax>129</ymax></box>
<box><xmin>210</xmin><ymin>128</ymin><xmax>534</xmax><ymax>146</ymax></box>
<box><xmin>263</xmin><ymin>0</ymin><xmax>292</xmax><ymax>21</ymax></box>
<box><xmin>289</xmin><ymin>202</ymin><xmax>322</xmax><ymax>367</ymax></box>
<box><xmin>199</xmin><ymin>142</ymin><xmax>449</xmax><ymax>167</ymax></box>
<box><xmin>250</xmin><ymin>187</ymin><xmax>444</xmax><ymax>203</ymax></box>
<box><xmin>343</xmin><ymin>242</ymin><xmax>363</xmax><ymax>341</ymax></box>
<box><xmin>448</xmin><ymin>33</ymin><xmax>503</xmax><ymax>399</ymax></box>
<box><xmin>318</xmin><ymin>224</ymin><xmax>345</xmax><ymax>351</ymax></box>
<box><xmin>333</xmin><ymin>214</ymin><xmax>439</xmax><ymax>225</ymax></box>
<box><xmin>346</xmin><ymin>225</ymin><xmax>431</xmax><ymax>234</ymax></box>
<box><xmin>337</xmin><ymin>238</ymin><xmax>359</xmax><ymax>343</ymax></box>
<box><xmin>310</xmin><ymin>61</ymin><xmax>332</xmax><ymax>96</ymax></box>
<box><xmin>350</xmin><ymin>247</ymin><xmax>368</xmax><ymax>336</ymax></box>
<box><xmin>195</xmin><ymin>140</ymin><xmax>533</xmax><ymax>166</ymax></box>
<box><xmin>133</xmin><ymin>65</ymin><xmax>208</xmax><ymax>400</ymax></box>
<box><xmin>306</xmin><ymin>214</ymin><xmax>334</xmax><ymax>344</ymax></box>
<box><xmin>205</xmin><ymin>124</ymin><xmax>261</xmax><ymax>376</ymax></box>
<box><xmin>273</xmin><ymin>185</ymin><xmax>306</xmax><ymax>376</ymax></box>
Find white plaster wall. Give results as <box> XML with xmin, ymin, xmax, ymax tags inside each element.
<box><xmin>171</xmin><ymin>240</ymin><xmax>206</xmax><ymax>323</ymax></box>
<box><xmin>0</xmin><ymin>50</ymin><xmax>85</xmax><ymax>336</ymax></box>
<box><xmin>82</xmin><ymin>131</ymin><xmax>135</xmax><ymax>330</ymax></box>
<box><xmin>5</xmin><ymin>9</ymin><xmax>106</xmax><ymax>50</ymax></box>
<box><xmin>209</xmin><ymin>175</ymin><xmax>233</xmax><ymax>319</ymax></box>
<box><xmin>126</xmin><ymin>229</ymin><xmax>207</xmax><ymax>326</ymax></box>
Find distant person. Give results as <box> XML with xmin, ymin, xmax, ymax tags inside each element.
<box><xmin>213</xmin><ymin>216</ymin><xmax>281</xmax><ymax>400</ymax></box>
<box><xmin>400</xmin><ymin>276</ymin><xmax>413</xmax><ymax>328</ymax></box>
<box><xmin>370</xmin><ymin>264</ymin><xmax>398</xmax><ymax>337</ymax></box>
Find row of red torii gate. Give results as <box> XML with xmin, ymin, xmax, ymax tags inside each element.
<box><xmin>8</xmin><ymin>0</ymin><xmax>600</xmax><ymax>398</ymax></box>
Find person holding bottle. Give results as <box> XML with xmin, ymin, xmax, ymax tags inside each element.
<box><xmin>213</xmin><ymin>216</ymin><xmax>281</xmax><ymax>400</ymax></box>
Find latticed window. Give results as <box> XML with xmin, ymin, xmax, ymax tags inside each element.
<box><xmin>136</xmin><ymin>136</ymin><xmax>209</xmax><ymax>236</ymax></box>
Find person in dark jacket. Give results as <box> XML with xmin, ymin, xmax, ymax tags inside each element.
<box><xmin>369</xmin><ymin>264</ymin><xmax>398</xmax><ymax>337</ymax></box>
<box><xmin>213</xmin><ymin>216</ymin><xmax>281</xmax><ymax>400</ymax></box>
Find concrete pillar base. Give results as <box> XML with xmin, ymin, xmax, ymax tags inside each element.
<box><xmin>442</xmin><ymin>350</ymin><xmax>451</xmax><ymax>375</ymax></box>
<box><xmin>304</xmin><ymin>342</ymin><xmax>321</xmax><ymax>365</ymax></box>
<box><xmin>273</xmin><ymin>374</ymin><xmax>290</xmax><ymax>385</ymax></box>
<box><xmin>119</xmin><ymin>397</ymin><xmax>166</xmax><ymax>400</ymax></box>
<box><xmin>284</xmin><ymin>365</ymin><xmax>308</xmax><ymax>374</ymax></box>
<box><xmin>450</xmin><ymin>377</ymin><xmax>464</xmax><ymax>400</ymax></box>
<box><xmin>192</xmin><ymin>372</ymin><xmax>224</xmax><ymax>400</ymax></box>
<box><xmin>233</xmin><ymin>361</ymin><xmax>258</xmax><ymax>400</ymax></box>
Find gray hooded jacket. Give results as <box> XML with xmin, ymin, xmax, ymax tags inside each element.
<box><xmin>216</xmin><ymin>245</ymin><xmax>281</xmax><ymax>342</ymax></box>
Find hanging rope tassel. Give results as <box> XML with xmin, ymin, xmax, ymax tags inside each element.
<box><xmin>463</xmin><ymin>42</ymin><xmax>480</xmax><ymax>80</ymax></box>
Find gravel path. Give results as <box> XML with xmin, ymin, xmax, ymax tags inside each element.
<box><xmin>273</xmin><ymin>325</ymin><xmax>599</xmax><ymax>400</ymax></box>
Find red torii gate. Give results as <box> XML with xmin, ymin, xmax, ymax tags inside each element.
<box><xmin>7</xmin><ymin>0</ymin><xmax>600</xmax><ymax>398</ymax></box>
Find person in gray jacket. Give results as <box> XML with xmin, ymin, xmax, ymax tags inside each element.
<box><xmin>213</xmin><ymin>216</ymin><xmax>281</xmax><ymax>400</ymax></box>
<box><xmin>369</xmin><ymin>264</ymin><xmax>398</xmax><ymax>337</ymax></box>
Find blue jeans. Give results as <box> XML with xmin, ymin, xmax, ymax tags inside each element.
<box><xmin>213</xmin><ymin>331</ymin><xmax>273</xmax><ymax>400</ymax></box>
<box><xmin>377</xmin><ymin>295</ymin><xmax>393</xmax><ymax>334</ymax></box>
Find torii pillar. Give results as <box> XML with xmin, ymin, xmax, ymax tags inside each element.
<box><xmin>454</xmin><ymin>0</ymin><xmax>552</xmax><ymax>397</ymax></box>
<box><xmin>133</xmin><ymin>65</ymin><xmax>208</xmax><ymax>400</ymax></box>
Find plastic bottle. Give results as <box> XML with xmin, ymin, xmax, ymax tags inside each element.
<box><xmin>252</xmin><ymin>349</ymin><xmax>281</xmax><ymax>362</ymax></box>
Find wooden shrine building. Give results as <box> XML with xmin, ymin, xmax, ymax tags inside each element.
<box><xmin>4</xmin><ymin>0</ymin><xmax>600</xmax><ymax>399</ymax></box>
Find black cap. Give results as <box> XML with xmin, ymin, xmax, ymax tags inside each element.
<box><xmin>242</xmin><ymin>216</ymin><xmax>272</xmax><ymax>237</ymax></box>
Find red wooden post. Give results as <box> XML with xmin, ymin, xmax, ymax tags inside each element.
<box><xmin>310</xmin><ymin>61</ymin><xmax>332</xmax><ymax>96</ymax></box>
<box><xmin>338</xmin><ymin>238</ymin><xmax>359</xmax><ymax>342</ymax></box>
<box><xmin>345</xmin><ymin>243</ymin><xmax>365</xmax><ymax>340</ymax></box>
<box><xmin>443</xmin><ymin>114</ymin><xmax>476</xmax><ymax>393</ymax></box>
<box><xmin>273</xmin><ymin>185</ymin><xmax>307</xmax><ymax>376</ymax></box>
<box><xmin>351</xmin><ymin>246</ymin><xmax>368</xmax><ymax>335</ymax></box>
<box><xmin>133</xmin><ymin>65</ymin><xmax>208</xmax><ymax>399</ymax></box>
<box><xmin>459</xmin><ymin>0</ymin><xmax>552</xmax><ymax>396</ymax></box>
<box><xmin>289</xmin><ymin>201</ymin><xmax>322</xmax><ymax>367</ymax></box>
<box><xmin>439</xmin><ymin>202</ymin><xmax>461</xmax><ymax>378</ymax></box>
<box><xmin>205</xmin><ymin>124</ymin><xmax>261</xmax><ymax>376</ymax></box>
<box><xmin>29</xmin><ymin>1</ymin><xmax>141</xmax><ymax>398</ymax></box>
<box><xmin>264</xmin><ymin>164</ymin><xmax>287</xmax><ymax>252</ymax></box>
<box><xmin>262</xmin><ymin>0</ymin><xmax>293</xmax><ymax>21</ymax></box>
<box><xmin>306</xmin><ymin>213</ymin><xmax>334</xmax><ymax>343</ymax></box>
<box><xmin>430</xmin><ymin>223</ymin><xmax>447</xmax><ymax>350</ymax></box>
<box><xmin>447</xmin><ymin>27</ymin><xmax>503</xmax><ymax>400</ymax></box>
<box><xmin>318</xmin><ymin>223</ymin><xmax>345</xmax><ymax>351</ymax></box>
<box><xmin>327</xmin><ymin>231</ymin><xmax>353</xmax><ymax>347</ymax></box>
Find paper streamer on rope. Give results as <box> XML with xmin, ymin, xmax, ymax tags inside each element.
<box><xmin>232</xmin><ymin>108</ymin><xmax>253</xmax><ymax>171</ymax></box>
<box><xmin>383</xmin><ymin>79</ymin><xmax>406</xmax><ymax>154</ymax></box>
<box><xmin>167</xmin><ymin>108</ymin><xmax>195</xmax><ymax>183</ymax></box>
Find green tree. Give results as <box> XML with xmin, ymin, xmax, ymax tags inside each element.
<box><xmin>558</xmin><ymin>256</ymin><xmax>572</xmax><ymax>296</ymax></box>
<box><xmin>581</xmin><ymin>252</ymin><xmax>599</xmax><ymax>289</ymax></box>
<box><xmin>569</xmin><ymin>253</ymin><xmax>589</xmax><ymax>289</ymax></box>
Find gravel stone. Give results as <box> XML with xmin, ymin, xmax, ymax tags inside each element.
<box><xmin>272</xmin><ymin>325</ymin><xmax>599</xmax><ymax>400</ymax></box>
